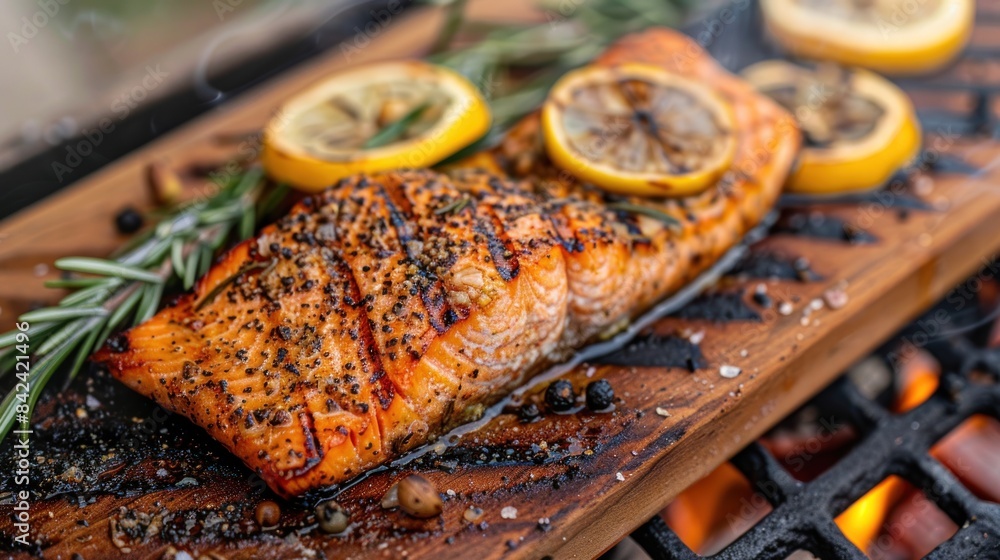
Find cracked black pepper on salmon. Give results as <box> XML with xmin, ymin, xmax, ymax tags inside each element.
<box><xmin>94</xmin><ymin>29</ymin><xmax>800</xmax><ymax>497</ymax></box>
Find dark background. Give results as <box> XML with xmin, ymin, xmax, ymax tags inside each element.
<box><xmin>0</xmin><ymin>0</ymin><xmax>412</xmax><ymax>220</ymax></box>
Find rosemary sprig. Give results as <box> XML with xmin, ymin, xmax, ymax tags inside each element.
<box><xmin>363</xmin><ymin>103</ymin><xmax>430</xmax><ymax>149</ymax></box>
<box><xmin>608</xmin><ymin>201</ymin><xmax>682</xmax><ymax>231</ymax></box>
<box><xmin>429</xmin><ymin>0</ymin><xmax>470</xmax><ymax>54</ymax></box>
<box><xmin>434</xmin><ymin>195</ymin><xmax>472</xmax><ymax>215</ymax></box>
<box><xmin>195</xmin><ymin>259</ymin><xmax>274</xmax><ymax>311</ymax></box>
<box><xmin>0</xmin><ymin>167</ymin><xmax>284</xmax><ymax>443</ymax></box>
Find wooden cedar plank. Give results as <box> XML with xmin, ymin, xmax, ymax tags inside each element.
<box><xmin>4</xmin><ymin>154</ymin><xmax>1000</xmax><ymax>560</ymax></box>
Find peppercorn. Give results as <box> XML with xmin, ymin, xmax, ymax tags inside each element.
<box><xmin>544</xmin><ymin>380</ymin><xmax>576</xmax><ymax>412</ymax></box>
<box><xmin>114</xmin><ymin>207</ymin><xmax>144</xmax><ymax>234</ymax></box>
<box><xmin>254</xmin><ymin>500</ymin><xmax>281</xmax><ymax>529</ymax></box>
<box><xmin>517</xmin><ymin>402</ymin><xmax>541</xmax><ymax>423</ymax></box>
<box><xmin>752</xmin><ymin>290</ymin><xmax>772</xmax><ymax>308</ymax></box>
<box><xmin>397</xmin><ymin>474</ymin><xmax>443</xmax><ymax>518</ymax></box>
<box><xmin>585</xmin><ymin>379</ymin><xmax>615</xmax><ymax>411</ymax></box>
<box><xmin>315</xmin><ymin>499</ymin><xmax>350</xmax><ymax>534</ymax></box>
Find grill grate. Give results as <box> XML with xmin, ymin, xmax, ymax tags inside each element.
<box><xmin>631</xmin><ymin>346</ymin><xmax>1000</xmax><ymax>559</ymax></box>
<box><xmin>695</xmin><ymin>0</ymin><xmax>1000</xmax><ymax>136</ymax></box>
<box><xmin>624</xmin><ymin>1</ymin><xmax>1000</xmax><ymax>558</ymax></box>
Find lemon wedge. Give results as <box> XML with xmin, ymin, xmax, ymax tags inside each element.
<box><xmin>761</xmin><ymin>0</ymin><xmax>974</xmax><ymax>75</ymax></box>
<box><xmin>743</xmin><ymin>60</ymin><xmax>921</xmax><ymax>194</ymax></box>
<box><xmin>262</xmin><ymin>60</ymin><xmax>491</xmax><ymax>192</ymax></box>
<box><xmin>541</xmin><ymin>63</ymin><xmax>738</xmax><ymax>198</ymax></box>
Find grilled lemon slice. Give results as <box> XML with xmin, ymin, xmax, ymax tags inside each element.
<box><xmin>761</xmin><ymin>0</ymin><xmax>974</xmax><ymax>76</ymax></box>
<box><xmin>541</xmin><ymin>63</ymin><xmax>738</xmax><ymax>198</ymax></box>
<box><xmin>743</xmin><ymin>60</ymin><xmax>921</xmax><ymax>194</ymax></box>
<box><xmin>262</xmin><ymin>60</ymin><xmax>491</xmax><ymax>192</ymax></box>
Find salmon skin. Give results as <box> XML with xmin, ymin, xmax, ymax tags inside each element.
<box><xmin>94</xmin><ymin>29</ymin><xmax>799</xmax><ymax>498</ymax></box>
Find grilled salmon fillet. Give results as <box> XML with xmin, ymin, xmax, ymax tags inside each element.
<box><xmin>94</xmin><ymin>29</ymin><xmax>799</xmax><ymax>497</ymax></box>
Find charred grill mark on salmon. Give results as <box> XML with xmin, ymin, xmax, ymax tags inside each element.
<box><xmin>378</xmin><ymin>180</ymin><xmax>461</xmax><ymax>333</ymax></box>
<box><xmin>94</xmin><ymin>29</ymin><xmax>800</xmax><ymax>497</ymax></box>
<box><xmin>473</xmin><ymin>209</ymin><xmax>519</xmax><ymax>282</ymax></box>
<box><xmin>328</xmin><ymin>251</ymin><xmax>395</xmax><ymax>411</ymax></box>
<box><xmin>294</xmin><ymin>410</ymin><xmax>324</xmax><ymax>476</ymax></box>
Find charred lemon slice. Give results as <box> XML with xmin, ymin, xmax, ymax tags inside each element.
<box><xmin>743</xmin><ymin>61</ymin><xmax>921</xmax><ymax>194</ymax></box>
<box><xmin>541</xmin><ymin>63</ymin><xmax>738</xmax><ymax>198</ymax></box>
<box><xmin>761</xmin><ymin>0</ymin><xmax>974</xmax><ymax>76</ymax></box>
<box><xmin>262</xmin><ymin>60</ymin><xmax>491</xmax><ymax>192</ymax></box>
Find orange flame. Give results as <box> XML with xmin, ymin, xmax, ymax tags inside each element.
<box><xmin>834</xmin><ymin>475</ymin><xmax>909</xmax><ymax>554</ymax></box>
<box><xmin>892</xmin><ymin>349</ymin><xmax>939</xmax><ymax>413</ymax></box>
<box><xmin>662</xmin><ymin>462</ymin><xmax>771</xmax><ymax>556</ymax></box>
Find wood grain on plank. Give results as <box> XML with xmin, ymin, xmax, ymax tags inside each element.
<box><xmin>5</xmin><ymin>157</ymin><xmax>1000</xmax><ymax>560</ymax></box>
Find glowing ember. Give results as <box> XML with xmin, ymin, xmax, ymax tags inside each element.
<box><xmin>661</xmin><ymin>462</ymin><xmax>772</xmax><ymax>556</ymax></box>
<box><xmin>835</xmin><ymin>475</ymin><xmax>957</xmax><ymax>559</ymax></box>
<box><xmin>931</xmin><ymin>414</ymin><xmax>1000</xmax><ymax>504</ymax></box>
<box><xmin>836</xmin><ymin>476</ymin><xmax>907</xmax><ymax>554</ymax></box>
<box><xmin>891</xmin><ymin>348</ymin><xmax>939</xmax><ymax>413</ymax></box>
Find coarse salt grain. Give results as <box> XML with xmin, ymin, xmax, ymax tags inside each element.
<box><xmin>824</xmin><ymin>288</ymin><xmax>848</xmax><ymax>309</ymax></box>
<box><xmin>720</xmin><ymin>365</ymin><xmax>742</xmax><ymax>379</ymax></box>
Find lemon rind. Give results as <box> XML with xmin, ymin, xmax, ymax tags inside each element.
<box><xmin>761</xmin><ymin>0</ymin><xmax>974</xmax><ymax>75</ymax></box>
<box><xmin>541</xmin><ymin>63</ymin><xmax>738</xmax><ymax>198</ymax></box>
<box><xmin>262</xmin><ymin>60</ymin><xmax>491</xmax><ymax>192</ymax></box>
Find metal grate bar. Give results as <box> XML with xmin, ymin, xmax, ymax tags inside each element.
<box><xmin>631</xmin><ymin>309</ymin><xmax>1000</xmax><ymax>559</ymax></box>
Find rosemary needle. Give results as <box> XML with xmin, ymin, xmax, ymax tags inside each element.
<box><xmin>607</xmin><ymin>201</ymin><xmax>683</xmax><ymax>231</ymax></box>
<box><xmin>363</xmin><ymin>103</ymin><xmax>430</xmax><ymax>149</ymax></box>
<box><xmin>195</xmin><ymin>260</ymin><xmax>274</xmax><ymax>311</ymax></box>
<box><xmin>434</xmin><ymin>195</ymin><xmax>472</xmax><ymax>215</ymax></box>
